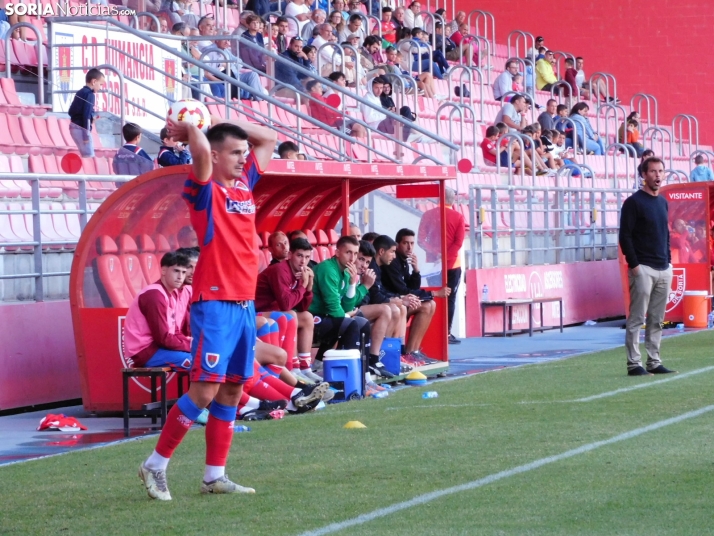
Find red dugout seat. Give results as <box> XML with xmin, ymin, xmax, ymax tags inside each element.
<box><xmin>153</xmin><ymin>233</ymin><xmax>172</xmax><ymax>255</ymax></box>
<box><xmin>136</xmin><ymin>234</ymin><xmax>161</xmax><ymax>284</ymax></box>
<box><xmin>117</xmin><ymin>234</ymin><xmax>147</xmax><ymax>297</ymax></box>
<box><xmin>94</xmin><ymin>235</ymin><xmax>133</xmax><ymax>307</ymax></box>
<box><xmin>316</xmin><ymin>229</ymin><xmax>330</xmax><ymax>261</ymax></box>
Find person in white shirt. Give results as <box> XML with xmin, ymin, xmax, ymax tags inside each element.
<box><xmin>338</xmin><ymin>13</ymin><xmax>366</xmax><ymax>43</ymax></box>
<box><xmin>302</xmin><ymin>9</ymin><xmax>326</xmax><ymax>40</ymax></box>
<box><xmin>285</xmin><ymin>0</ymin><xmax>312</xmax><ymax>37</ymax></box>
<box><xmin>575</xmin><ymin>56</ymin><xmax>613</xmax><ymax>103</ymax></box>
<box><xmin>312</xmin><ymin>23</ymin><xmax>356</xmax><ymax>78</ymax></box>
<box><xmin>493</xmin><ymin>58</ymin><xmax>519</xmax><ymax>101</ymax></box>
<box><xmin>403</xmin><ymin>0</ymin><xmax>423</xmax><ymax>29</ymax></box>
<box><xmin>360</xmin><ymin>76</ymin><xmax>394</xmax><ymax>134</ymax></box>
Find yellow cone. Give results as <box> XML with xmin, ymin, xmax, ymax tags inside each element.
<box><xmin>343</xmin><ymin>420</ymin><xmax>367</xmax><ymax>429</ymax></box>
<box><xmin>406</xmin><ymin>371</ymin><xmax>427</xmax><ymax>381</ymax></box>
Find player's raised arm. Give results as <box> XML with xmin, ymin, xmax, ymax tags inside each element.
<box><xmin>209</xmin><ymin>115</ymin><xmax>277</xmax><ymax>172</ymax></box>
<box><xmin>167</xmin><ymin>119</ymin><xmax>212</xmax><ymax>184</ymax></box>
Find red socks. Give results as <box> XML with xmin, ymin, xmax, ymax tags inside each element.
<box><xmin>155</xmin><ymin>404</ymin><xmax>193</xmax><ymax>458</ymax></box>
<box><xmin>205</xmin><ymin>414</ymin><xmax>234</xmax><ymax>467</ymax></box>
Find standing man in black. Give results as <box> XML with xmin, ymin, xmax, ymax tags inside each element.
<box><xmin>619</xmin><ymin>157</ymin><xmax>677</xmax><ymax>377</ymax></box>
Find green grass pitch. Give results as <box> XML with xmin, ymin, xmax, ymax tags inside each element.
<box><xmin>2</xmin><ymin>331</ymin><xmax>714</xmax><ymax>535</ymax></box>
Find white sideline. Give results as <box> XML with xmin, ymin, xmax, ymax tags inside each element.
<box><xmin>296</xmin><ymin>404</ymin><xmax>714</xmax><ymax>536</ymax></box>
<box><xmin>573</xmin><ymin>365</ymin><xmax>714</xmax><ymax>402</ymax></box>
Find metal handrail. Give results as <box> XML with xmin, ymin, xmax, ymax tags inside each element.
<box><xmin>596</xmin><ymin>101</ymin><xmax>627</xmax><ymax>147</ymax></box>
<box><xmin>129</xmin><ymin>11</ymin><xmax>161</xmax><ymax>30</ymax></box>
<box><xmin>551</xmin><ymin>50</ymin><xmax>575</xmax><ymax>80</ymax></box>
<box><xmin>459</xmin><ymin>33</ymin><xmax>491</xmax><ymax>85</ymax></box>
<box><xmin>5</xmin><ymin>23</ymin><xmax>44</xmax><ymax>106</ymax></box>
<box><xmin>549</xmin><ymin>80</ymin><xmax>573</xmax><ymax>105</ymax></box>
<box><xmin>672</xmin><ymin>114</ymin><xmax>699</xmax><ymax>157</ymax></box>
<box><xmin>605</xmin><ymin>143</ymin><xmax>637</xmax><ymax>188</ymax></box>
<box><xmin>397</xmin><ymin>37</ymin><xmax>434</xmax><ymax>83</ymax></box>
<box><xmin>665</xmin><ymin>169</ymin><xmax>688</xmax><ymax>184</ymax></box>
<box><xmin>420</xmin><ymin>12</ymin><xmax>445</xmax><ymax>59</ymax></box>
<box><xmin>466</xmin><ymin>9</ymin><xmax>496</xmax><ymax>54</ymax></box>
<box><xmin>446</xmin><ymin>64</ymin><xmax>484</xmax><ymax>123</ymax></box>
<box><xmin>630</xmin><ymin>93</ymin><xmax>658</xmax><ymax>130</ymax></box>
<box><xmin>588</xmin><ymin>71</ymin><xmax>617</xmax><ymax>102</ymax></box>
<box><xmin>642</xmin><ymin>125</ymin><xmax>674</xmax><ymax>170</ymax></box>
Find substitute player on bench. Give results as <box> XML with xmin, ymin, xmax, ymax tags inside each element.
<box><xmin>138</xmin><ymin>114</ymin><xmax>280</xmax><ymax>501</ymax></box>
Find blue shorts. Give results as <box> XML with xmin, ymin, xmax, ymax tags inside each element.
<box><xmin>500</xmin><ymin>150</ymin><xmax>516</xmax><ymax>168</ymax></box>
<box><xmin>145</xmin><ymin>348</ymin><xmax>192</xmax><ymax>371</ymax></box>
<box><xmin>189</xmin><ymin>300</ymin><xmax>256</xmax><ymax>384</ymax></box>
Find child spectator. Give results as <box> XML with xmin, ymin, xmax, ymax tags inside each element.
<box><xmin>112</xmin><ymin>122</ymin><xmax>154</xmax><ymax>176</ymax></box>
<box><xmin>480</xmin><ymin>125</ymin><xmax>501</xmax><ymax>166</ymax></box>
<box><xmin>68</xmin><ymin>68</ymin><xmax>105</xmax><ymax>157</ymax></box>
<box><xmin>512</xmin><ymin>73</ymin><xmax>524</xmax><ymax>93</ymax></box>
<box><xmin>625</xmin><ymin>119</ymin><xmax>645</xmax><ymax>157</ymax></box>
<box><xmin>157</xmin><ymin>127</ymin><xmax>192</xmax><ymax>167</ymax></box>
<box><xmin>307</xmin><ymin>80</ymin><xmax>366</xmax><ymax>137</ymax></box>
<box><xmin>553</xmin><ymin>104</ymin><xmax>570</xmax><ymax>133</ymax></box>
<box><xmin>691</xmin><ymin>155</ymin><xmax>714</xmax><ymax>182</ymax></box>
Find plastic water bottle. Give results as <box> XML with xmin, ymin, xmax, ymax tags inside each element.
<box><xmin>233</xmin><ymin>425</ymin><xmax>251</xmax><ymax>433</ymax></box>
<box><xmin>676</xmin><ymin>323</ymin><xmax>684</xmax><ymax>332</ymax></box>
<box><xmin>371</xmin><ymin>391</ymin><xmax>389</xmax><ymax>399</ymax></box>
<box><xmin>422</xmin><ymin>391</ymin><xmax>439</xmax><ymax>399</ymax></box>
<box><xmin>482</xmin><ymin>284</ymin><xmax>489</xmax><ymax>302</ymax></box>
<box><xmin>708</xmin><ymin>312</ymin><xmax>714</xmax><ymax>329</ymax></box>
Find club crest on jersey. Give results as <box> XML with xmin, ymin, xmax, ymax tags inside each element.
<box><xmin>225</xmin><ymin>197</ymin><xmax>256</xmax><ymax>214</ymax></box>
<box><xmin>206</xmin><ymin>352</ymin><xmax>220</xmax><ymax>368</ymax></box>
<box><xmin>313</xmin><ymin>316</ymin><xmax>322</xmax><ymax>324</ymax></box>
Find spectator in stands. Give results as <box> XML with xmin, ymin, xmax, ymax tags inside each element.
<box><xmin>308</xmin><ymin>236</ymin><xmax>384</xmax><ymax>375</ymax></box>
<box><xmin>113</xmin><ymin>123</ymin><xmax>154</xmax><ymax>176</ymax></box>
<box><xmin>624</xmin><ymin>119</ymin><xmax>644</xmax><ymax>157</ymax></box>
<box><xmin>575</xmin><ymin>56</ymin><xmax>614</xmax><ymax>103</ymax></box>
<box><xmin>445</xmin><ymin>10</ymin><xmax>465</xmax><ymax>36</ymax></box>
<box><xmin>385</xmin><ymin>47</ymin><xmax>436</xmax><ymax>98</ymax></box>
<box><xmin>268</xmin><ymin>231</ymin><xmax>290</xmax><ymax>264</ymax></box>
<box><xmin>566</xmin><ymin>102</ymin><xmax>605</xmax><ymax>155</ymax></box>
<box><xmin>255</xmin><ymin>237</ymin><xmax>318</xmax><ymax>380</ymax></box>
<box><xmin>328</xmin><ymin>10</ymin><xmax>345</xmax><ymax>34</ymax></box>
<box><xmin>196</xmin><ymin>15</ymin><xmax>216</xmax><ymax>48</ymax></box>
<box><xmin>313</xmin><ymin>23</ymin><xmax>355</xmax><ymax>78</ymax></box>
<box><xmin>362</xmin><ymin>232</ymin><xmax>379</xmax><ymax>243</ymax></box>
<box><xmin>239</xmin><ymin>14</ymin><xmax>267</xmax><ymax>72</ymax></box>
<box><xmin>275</xmin><ymin>37</ymin><xmax>309</xmax><ymax>95</ymax></box>
<box><xmin>535</xmin><ymin>50</ymin><xmax>558</xmax><ymax>91</ymax></box>
<box><xmin>380</xmin><ymin>231</ymin><xmax>446</xmax><ymax>360</ymax></box>
<box><xmin>691</xmin><ymin>155</ymin><xmax>714</xmax><ymax>182</ymax></box>
<box><xmin>377</xmin><ymin>7</ymin><xmax>397</xmax><ymax>43</ymax></box>
<box><xmin>339</xmin><ymin>13</ymin><xmax>365</xmax><ymax>43</ymax></box>
<box><xmin>202</xmin><ymin>39</ymin><xmax>266</xmax><ymax>100</ymax></box>
<box><xmin>245</xmin><ymin>0</ymin><xmax>270</xmax><ymax>15</ymax></box>
<box><xmin>526</xmin><ymin>36</ymin><xmax>545</xmax><ymax>59</ymax></box>
<box><xmin>230</xmin><ymin>11</ymin><xmax>253</xmax><ymax>54</ymax></box>
<box><xmin>361</xmin><ymin>76</ymin><xmax>395</xmax><ymax>134</ymax></box>
<box><xmin>123</xmin><ymin>252</ymin><xmax>193</xmax><ymax>370</ymax></box>
<box><xmin>403</xmin><ymin>0</ymin><xmax>423</xmax><ymax>30</ymax></box>
<box><xmin>493</xmin><ymin>59</ymin><xmax>519</xmax><ymax>101</ymax></box>
<box><xmin>494</xmin><ymin>93</ymin><xmax>529</xmax><ymax>133</ymax></box>
<box><xmin>306</xmin><ymin>80</ymin><xmax>367</xmax><ymax>137</ymax></box>
<box><xmin>380</xmin><ymin>81</ymin><xmax>396</xmax><ymax>113</ymax></box>
<box><xmin>68</xmin><ymin>68</ymin><xmax>104</xmax><ymax>158</ymax></box>
<box><xmin>432</xmin><ymin>22</ymin><xmax>459</xmax><ymax>62</ymax></box>
<box><xmin>563</xmin><ymin>57</ymin><xmax>578</xmax><ymax>98</ymax></box>
<box><xmin>449</xmin><ymin>22</ymin><xmax>479</xmax><ymax>66</ymax></box>
<box><xmin>417</xmin><ymin>188</ymin><xmax>464</xmax><ymax>344</ymax></box>
<box><xmin>553</xmin><ymin>104</ymin><xmax>570</xmax><ymax>133</ymax></box>
<box><xmin>390</xmin><ymin>6</ymin><xmax>405</xmax><ymax>29</ymax></box>
<box><xmin>359</xmin><ymin>35</ymin><xmax>387</xmax><ymax>74</ymax></box>
<box><xmin>538</xmin><ymin>99</ymin><xmax>558</xmax><ymax>131</ymax></box>
<box><xmin>481</xmin><ymin>125</ymin><xmax>511</xmax><ymax>168</ymax></box>
<box><xmin>277</xmin><ymin>141</ymin><xmax>300</xmax><ymax>159</ymax></box>
<box><xmin>158</xmin><ymin>127</ymin><xmax>192</xmax><ymax>167</ymax></box>
<box><xmin>271</xmin><ymin>17</ymin><xmax>289</xmax><ymax>54</ymax></box>
<box><xmin>349</xmin><ymin>224</ymin><xmax>362</xmax><ymax>240</ymax></box>
<box><xmin>302</xmin><ymin>9</ymin><xmax>326</xmax><ymax>40</ymax></box>
<box><xmin>331</xmin><ymin>0</ymin><xmax>349</xmax><ymax>21</ymax></box>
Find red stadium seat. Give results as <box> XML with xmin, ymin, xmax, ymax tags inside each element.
<box><xmin>0</xmin><ymin>113</ymin><xmax>28</xmax><ymax>154</ymax></box>
<box><xmin>316</xmin><ymin>229</ymin><xmax>330</xmax><ymax>261</ymax></box>
<box><xmin>302</xmin><ymin>229</ymin><xmax>319</xmax><ymax>262</ymax></box>
<box><xmin>0</xmin><ymin>78</ymin><xmax>37</xmax><ymax>116</ymax></box>
<box><xmin>48</xmin><ymin>202</ymin><xmax>76</xmax><ymax>242</ymax></box>
<box><xmin>20</xmin><ymin>116</ymin><xmax>50</xmax><ymax>155</ymax></box>
<box><xmin>94</xmin><ymin>235</ymin><xmax>133</xmax><ymax>307</ymax></box>
<box><xmin>116</xmin><ymin>234</ymin><xmax>148</xmax><ymax>297</ymax></box>
<box><xmin>136</xmin><ymin>234</ymin><xmax>161</xmax><ymax>284</ymax></box>
<box><xmin>328</xmin><ymin>229</ymin><xmax>339</xmax><ymax>256</ymax></box>
<box><xmin>0</xmin><ymin>201</ymin><xmax>25</xmax><ymax>250</ymax></box>
<box><xmin>153</xmin><ymin>233</ymin><xmax>172</xmax><ymax>254</ymax></box>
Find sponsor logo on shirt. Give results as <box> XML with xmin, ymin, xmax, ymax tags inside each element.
<box><xmin>225</xmin><ymin>197</ymin><xmax>256</xmax><ymax>214</ymax></box>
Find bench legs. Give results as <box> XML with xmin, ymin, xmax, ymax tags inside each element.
<box><xmin>123</xmin><ymin>372</ymin><xmax>130</xmax><ymax>437</ymax></box>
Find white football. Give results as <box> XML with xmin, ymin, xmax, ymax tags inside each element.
<box><xmin>166</xmin><ymin>99</ymin><xmax>210</xmax><ymax>133</ymax></box>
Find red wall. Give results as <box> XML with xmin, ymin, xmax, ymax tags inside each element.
<box><xmin>458</xmin><ymin>0</ymin><xmax>714</xmax><ymax>146</ymax></box>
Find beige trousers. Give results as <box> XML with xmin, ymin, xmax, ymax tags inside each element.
<box><xmin>625</xmin><ymin>264</ymin><xmax>673</xmax><ymax>370</ymax></box>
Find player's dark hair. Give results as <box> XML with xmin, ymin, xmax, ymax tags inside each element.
<box><xmin>122</xmin><ymin>122</ymin><xmax>142</xmax><ymax>142</ymax></box>
<box><xmin>359</xmin><ymin>240</ymin><xmax>376</xmax><ymax>258</ymax></box>
<box><xmin>328</xmin><ymin>71</ymin><xmax>346</xmax><ymax>82</ymax></box>
<box><xmin>85</xmin><ymin>68</ymin><xmax>104</xmax><ymax>84</ymax></box>
<box><xmin>373</xmin><ymin>234</ymin><xmax>397</xmax><ymax>254</ymax></box>
<box><xmin>278</xmin><ymin>141</ymin><xmax>299</xmax><ymax>158</ymax></box>
<box><xmin>395</xmin><ymin>228</ymin><xmax>415</xmax><ymax>243</ymax></box>
<box><xmin>336</xmin><ymin>235</ymin><xmax>359</xmax><ymax>248</ymax></box>
<box><xmin>556</xmin><ymin>104</ymin><xmax>567</xmax><ymax>113</ymax></box>
<box><xmin>361</xmin><ymin>231</ymin><xmax>379</xmax><ymax>243</ymax></box>
<box><xmin>159</xmin><ymin>127</ymin><xmax>170</xmax><ymax>141</ymax></box>
<box><xmin>276</xmin><ymin>16</ymin><xmax>288</xmax><ymax>25</ymax></box>
<box><xmin>287</xmin><ymin>229</ymin><xmax>307</xmax><ymax>241</ymax></box>
<box><xmin>161</xmin><ymin>251</ymin><xmax>190</xmax><ymax>268</ymax></box>
<box><xmin>306</xmin><ymin>79</ymin><xmax>322</xmax><ymax>93</ymax></box>
<box><xmin>640</xmin><ymin>157</ymin><xmax>664</xmax><ymax>174</ymax></box>
<box><xmin>290</xmin><ymin>237</ymin><xmax>313</xmax><ymax>252</ymax></box>
<box><xmin>175</xmin><ymin>247</ymin><xmax>199</xmax><ymax>260</ymax></box>
<box><xmin>206</xmin><ymin>123</ymin><xmax>248</xmax><ymax>147</ymax></box>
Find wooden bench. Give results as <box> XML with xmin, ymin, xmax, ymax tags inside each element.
<box><xmin>122</xmin><ymin>367</ymin><xmax>189</xmax><ymax>437</ymax></box>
